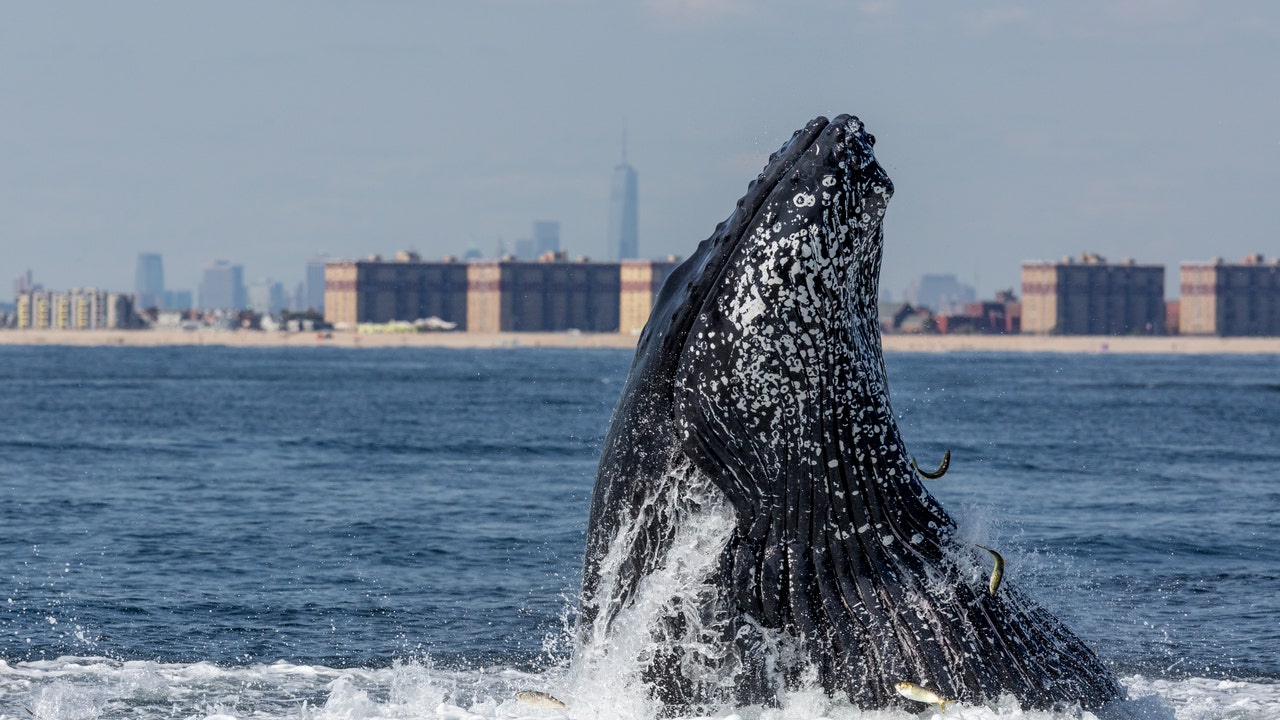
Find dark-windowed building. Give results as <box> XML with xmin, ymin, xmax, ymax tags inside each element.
<box><xmin>1022</xmin><ymin>253</ymin><xmax>1164</xmax><ymax>335</ymax></box>
<box><xmin>1180</xmin><ymin>255</ymin><xmax>1280</xmax><ymax>336</ymax></box>
<box><xmin>324</xmin><ymin>252</ymin><xmax>684</xmax><ymax>334</ymax></box>
<box><xmin>324</xmin><ymin>252</ymin><xmax>468</xmax><ymax>327</ymax></box>
<box><xmin>467</xmin><ymin>256</ymin><xmax>621</xmax><ymax>333</ymax></box>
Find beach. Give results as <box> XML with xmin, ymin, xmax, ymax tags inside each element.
<box><xmin>2</xmin><ymin>328</ymin><xmax>1280</xmax><ymax>353</ymax></box>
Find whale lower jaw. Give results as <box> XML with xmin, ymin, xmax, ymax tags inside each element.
<box><xmin>573</xmin><ymin>462</ymin><xmax>1119</xmax><ymax>714</ymax></box>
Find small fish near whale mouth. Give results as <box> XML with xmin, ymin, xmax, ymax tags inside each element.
<box><xmin>574</xmin><ymin>115</ymin><xmax>1120</xmax><ymax>713</ymax></box>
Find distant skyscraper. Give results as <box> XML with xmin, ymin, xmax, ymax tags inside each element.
<box><xmin>248</xmin><ymin>278</ymin><xmax>288</xmax><ymax>315</ymax></box>
<box><xmin>904</xmin><ymin>274</ymin><xmax>976</xmax><ymax>314</ymax></box>
<box><xmin>13</xmin><ymin>269</ymin><xmax>35</xmax><ymax>298</ymax></box>
<box><xmin>163</xmin><ymin>290</ymin><xmax>193</xmax><ymax>310</ymax></box>
<box><xmin>305</xmin><ymin>259</ymin><xmax>326</xmax><ymax>313</ymax></box>
<box><xmin>533</xmin><ymin>221</ymin><xmax>560</xmax><ymax>256</ymax></box>
<box><xmin>609</xmin><ymin>146</ymin><xmax>639</xmax><ymax>260</ymax></box>
<box><xmin>135</xmin><ymin>253</ymin><xmax>165</xmax><ymax>309</ymax></box>
<box><xmin>199</xmin><ymin>260</ymin><xmax>247</xmax><ymax>310</ymax></box>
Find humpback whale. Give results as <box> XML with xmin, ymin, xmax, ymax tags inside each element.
<box><xmin>575</xmin><ymin>115</ymin><xmax>1120</xmax><ymax>712</ymax></box>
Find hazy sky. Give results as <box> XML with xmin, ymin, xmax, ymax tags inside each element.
<box><xmin>3</xmin><ymin>1</ymin><xmax>1277</xmax><ymax>300</ymax></box>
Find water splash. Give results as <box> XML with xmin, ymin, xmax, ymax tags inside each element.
<box><xmin>565</xmin><ymin>460</ymin><xmax>737</xmax><ymax>719</ymax></box>
<box><xmin>4</xmin><ymin>658</ymin><xmax>1276</xmax><ymax>719</ymax></box>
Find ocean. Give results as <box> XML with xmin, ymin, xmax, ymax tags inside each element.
<box><xmin>0</xmin><ymin>346</ymin><xmax>1276</xmax><ymax>719</ymax></box>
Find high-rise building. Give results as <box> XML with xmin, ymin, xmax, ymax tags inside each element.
<box><xmin>14</xmin><ymin>288</ymin><xmax>139</xmax><ymax>329</ymax></box>
<box><xmin>199</xmin><ymin>260</ymin><xmax>247</xmax><ymax>310</ymax></box>
<box><xmin>1179</xmin><ymin>254</ymin><xmax>1280</xmax><ymax>336</ymax></box>
<box><xmin>248</xmin><ymin>279</ymin><xmax>289</xmax><ymax>315</ymax></box>
<box><xmin>13</xmin><ymin>269</ymin><xmax>36</xmax><ymax>298</ymax></box>
<box><xmin>620</xmin><ymin>258</ymin><xmax>679</xmax><ymax>334</ymax></box>
<box><xmin>305</xmin><ymin>259</ymin><xmax>326</xmax><ymax>313</ymax></box>
<box><xmin>609</xmin><ymin>159</ymin><xmax>639</xmax><ymax>260</ymax></box>
<box><xmin>163</xmin><ymin>290</ymin><xmax>193</xmax><ymax>310</ymax></box>
<box><xmin>466</xmin><ymin>257</ymin><xmax>620</xmax><ymax>333</ymax></box>
<box><xmin>324</xmin><ymin>252</ymin><xmax>680</xmax><ymax>334</ymax></box>
<box><xmin>135</xmin><ymin>253</ymin><xmax>165</xmax><ymax>309</ymax></box>
<box><xmin>1022</xmin><ymin>253</ymin><xmax>1165</xmax><ymax>335</ymax></box>
<box><xmin>533</xmin><ymin>221</ymin><xmax>560</xmax><ymax>257</ymax></box>
<box><xmin>904</xmin><ymin>274</ymin><xmax>975</xmax><ymax>314</ymax></box>
<box><xmin>325</xmin><ymin>255</ymin><xmax>469</xmax><ymax>328</ymax></box>
<box><xmin>32</xmin><ymin>291</ymin><xmax>52</xmax><ymax>329</ymax></box>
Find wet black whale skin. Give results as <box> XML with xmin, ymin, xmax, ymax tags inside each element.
<box><xmin>578</xmin><ymin>115</ymin><xmax>1120</xmax><ymax>711</ymax></box>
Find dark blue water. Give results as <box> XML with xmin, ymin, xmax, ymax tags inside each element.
<box><xmin>1</xmin><ymin>347</ymin><xmax>1277</xmax><ymax>683</ymax></box>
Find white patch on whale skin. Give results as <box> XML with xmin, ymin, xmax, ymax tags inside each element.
<box><xmin>729</xmin><ymin>286</ymin><xmax>766</xmax><ymax>328</ymax></box>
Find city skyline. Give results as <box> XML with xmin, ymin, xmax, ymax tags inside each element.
<box><xmin>2</xmin><ymin>3</ymin><xmax>1276</xmax><ymax>302</ymax></box>
<box><xmin>10</xmin><ymin>251</ymin><xmax>1277</xmax><ymax>336</ymax></box>
<box><xmin>10</xmin><ymin>245</ymin><xmax>1277</xmax><ymax>315</ymax></box>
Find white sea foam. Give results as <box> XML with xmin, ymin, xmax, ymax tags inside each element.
<box><xmin>1</xmin><ymin>658</ymin><xmax>1278</xmax><ymax>720</ymax></box>
<box><xmin>565</xmin><ymin>460</ymin><xmax>739</xmax><ymax>720</ymax></box>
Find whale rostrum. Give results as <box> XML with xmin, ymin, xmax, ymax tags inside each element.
<box><xmin>575</xmin><ymin>115</ymin><xmax>1120</xmax><ymax>712</ymax></box>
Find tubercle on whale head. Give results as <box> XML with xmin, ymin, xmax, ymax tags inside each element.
<box><xmin>634</xmin><ymin>116</ymin><xmax>889</xmax><ymax>359</ymax></box>
<box><xmin>710</xmin><ymin>115</ymin><xmax>892</xmax><ymax>333</ymax></box>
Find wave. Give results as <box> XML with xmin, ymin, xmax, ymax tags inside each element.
<box><xmin>1</xmin><ymin>657</ymin><xmax>1277</xmax><ymax>720</ymax></box>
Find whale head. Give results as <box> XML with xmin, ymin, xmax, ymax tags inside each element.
<box><xmin>667</xmin><ymin>116</ymin><xmax>909</xmax><ymax>521</ymax></box>
<box><xmin>640</xmin><ymin>115</ymin><xmax>891</xmax><ymax>367</ymax></box>
<box><xmin>578</xmin><ymin>115</ymin><xmax>1119</xmax><ymax>712</ymax></box>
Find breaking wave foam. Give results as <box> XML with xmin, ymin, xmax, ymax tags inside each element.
<box><xmin>0</xmin><ymin>657</ymin><xmax>1277</xmax><ymax>720</ymax></box>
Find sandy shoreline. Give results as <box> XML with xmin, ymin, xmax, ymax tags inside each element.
<box><xmin>2</xmin><ymin>329</ymin><xmax>1280</xmax><ymax>354</ymax></box>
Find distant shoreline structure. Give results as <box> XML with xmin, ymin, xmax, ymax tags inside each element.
<box><xmin>2</xmin><ymin>329</ymin><xmax>1280</xmax><ymax>354</ymax></box>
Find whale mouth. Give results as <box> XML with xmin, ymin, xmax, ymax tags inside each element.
<box><xmin>578</xmin><ymin>114</ymin><xmax>1120</xmax><ymax>713</ymax></box>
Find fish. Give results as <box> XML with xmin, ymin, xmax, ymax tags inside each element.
<box><xmin>913</xmin><ymin>449</ymin><xmax>952</xmax><ymax>479</ymax></box>
<box><xmin>976</xmin><ymin>544</ymin><xmax>1005</xmax><ymax>596</ymax></box>
<box><xmin>895</xmin><ymin>681</ymin><xmax>954</xmax><ymax>712</ymax></box>
<box><xmin>515</xmin><ymin>690</ymin><xmax>566</xmax><ymax>709</ymax></box>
